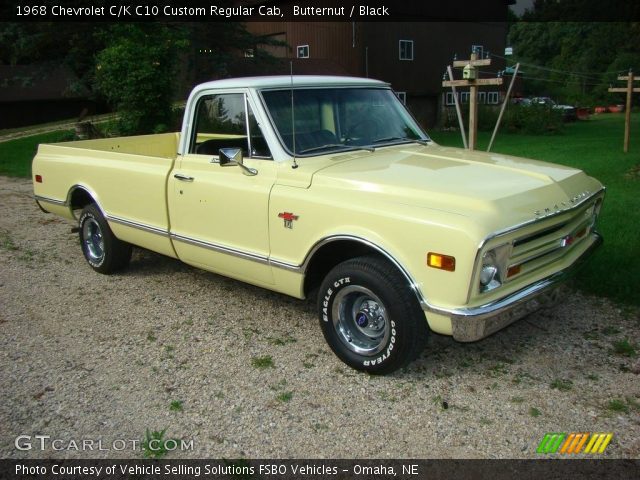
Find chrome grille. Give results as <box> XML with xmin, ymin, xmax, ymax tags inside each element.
<box><xmin>506</xmin><ymin>201</ymin><xmax>597</xmax><ymax>281</ymax></box>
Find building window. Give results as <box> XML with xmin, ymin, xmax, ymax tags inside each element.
<box><xmin>297</xmin><ymin>45</ymin><xmax>309</xmax><ymax>58</ymax></box>
<box><xmin>460</xmin><ymin>91</ymin><xmax>470</xmax><ymax>104</ymax></box>
<box><xmin>399</xmin><ymin>40</ymin><xmax>413</xmax><ymax>61</ymax></box>
<box><xmin>472</xmin><ymin>44</ymin><xmax>484</xmax><ymax>59</ymax></box>
<box><xmin>478</xmin><ymin>92</ymin><xmax>486</xmax><ymax>104</ymax></box>
<box><xmin>487</xmin><ymin>91</ymin><xmax>500</xmax><ymax>104</ymax></box>
<box><xmin>396</xmin><ymin>91</ymin><xmax>407</xmax><ymax>104</ymax></box>
<box><xmin>445</xmin><ymin>92</ymin><xmax>455</xmax><ymax>105</ymax></box>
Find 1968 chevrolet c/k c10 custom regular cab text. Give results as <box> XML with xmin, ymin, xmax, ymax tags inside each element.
<box><xmin>32</xmin><ymin>76</ymin><xmax>604</xmax><ymax>374</ymax></box>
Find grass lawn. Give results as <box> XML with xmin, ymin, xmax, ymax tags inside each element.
<box><xmin>0</xmin><ymin>130</ymin><xmax>74</xmax><ymax>177</ymax></box>
<box><xmin>0</xmin><ymin>115</ymin><xmax>638</xmax><ymax>306</ymax></box>
<box><xmin>430</xmin><ymin>113</ymin><xmax>640</xmax><ymax>306</ymax></box>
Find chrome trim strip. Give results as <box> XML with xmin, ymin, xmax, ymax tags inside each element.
<box><xmin>280</xmin><ymin>234</ymin><xmax>428</xmax><ymax>306</ymax></box>
<box><xmin>34</xmin><ymin>194</ymin><xmax>66</xmax><ymax>206</ymax></box>
<box><xmin>466</xmin><ymin>187</ymin><xmax>605</xmax><ymax>302</ymax></box>
<box><xmin>269</xmin><ymin>258</ymin><xmax>302</xmax><ymax>272</ymax></box>
<box><xmin>107</xmin><ymin>215</ymin><xmax>170</xmax><ymax>237</ymax></box>
<box><xmin>428</xmin><ymin>232</ymin><xmax>602</xmax><ymax>321</ymax></box>
<box><xmin>170</xmin><ymin>233</ymin><xmax>271</xmax><ymax>266</ymax></box>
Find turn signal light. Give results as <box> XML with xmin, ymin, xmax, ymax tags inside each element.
<box><xmin>35</xmin><ymin>175</ymin><xmax>42</xmax><ymax>183</ymax></box>
<box><xmin>427</xmin><ymin>252</ymin><xmax>456</xmax><ymax>272</ymax></box>
<box><xmin>507</xmin><ymin>265</ymin><xmax>521</xmax><ymax>278</ymax></box>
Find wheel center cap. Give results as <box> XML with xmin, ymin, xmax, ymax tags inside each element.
<box><xmin>356</xmin><ymin>312</ymin><xmax>369</xmax><ymax>327</ymax></box>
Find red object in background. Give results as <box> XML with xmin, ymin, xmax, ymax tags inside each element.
<box><xmin>608</xmin><ymin>105</ymin><xmax>623</xmax><ymax>113</ymax></box>
<box><xmin>594</xmin><ymin>106</ymin><xmax>607</xmax><ymax>114</ymax></box>
<box><xmin>576</xmin><ymin>108</ymin><xmax>590</xmax><ymax>120</ymax></box>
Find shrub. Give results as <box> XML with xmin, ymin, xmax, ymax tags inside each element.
<box><xmin>94</xmin><ymin>25</ymin><xmax>188</xmax><ymax>135</ymax></box>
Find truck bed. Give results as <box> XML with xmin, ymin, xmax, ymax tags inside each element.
<box><xmin>32</xmin><ymin>133</ymin><xmax>180</xmax><ymax>258</ymax></box>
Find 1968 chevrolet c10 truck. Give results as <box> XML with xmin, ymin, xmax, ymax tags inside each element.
<box><xmin>32</xmin><ymin>76</ymin><xmax>604</xmax><ymax>374</ymax></box>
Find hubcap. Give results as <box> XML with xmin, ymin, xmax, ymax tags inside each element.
<box><xmin>332</xmin><ymin>286</ymin><xmax>390</xmax><ymax>356</ymax></box>
<box><xmin>82</xmin><ymin>217</ymin><xmax>104</xmax><ymax>262</ymax></box>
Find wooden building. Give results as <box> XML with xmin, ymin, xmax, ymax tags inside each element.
<box><xmin>239</xmin><ymin>1</ymin><xmax>514</xmax><ymax>128</ymax></box>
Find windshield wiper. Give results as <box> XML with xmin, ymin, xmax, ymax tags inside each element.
<box><xmin>298</xmin><ymin>143</ymin><xmax>374</xmax><ymax>154</ymax></box>
<box><xmin>372</xmin><ymin>136</ymin><xmax>431</xmax><ymax>146</ymax></box>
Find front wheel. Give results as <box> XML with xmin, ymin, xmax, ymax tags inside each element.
<box><xmin>318</xmin><ymin>256</ymin><xmax>428</xmax><ymax>374</ymax></box>
<box><xmin>78</xmin><ymin>204</ymin><xmax>132</xmax><ymax>274</ymax></box>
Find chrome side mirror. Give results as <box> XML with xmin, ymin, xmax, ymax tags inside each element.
<box><xmin>218</xmin><ymin>148</ymin><xmax>257</xmax><ymax>176</ymax></box>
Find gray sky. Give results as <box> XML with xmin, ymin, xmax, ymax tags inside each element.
<box><xmin>510</xmin><ymin>0</ymin><xmax>535</xmax><ymax>16</ymax></box>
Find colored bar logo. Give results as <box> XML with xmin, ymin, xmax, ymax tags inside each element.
<box><xmin>537</xmin><ymin>433</ymin><xmax>613</xmax><ymax>454</ymax></box>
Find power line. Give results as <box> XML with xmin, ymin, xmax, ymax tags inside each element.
<box><xmin>476</xmin><ymin>69</ymin><xmax>602</xmax><ymax>87</ymax></box>
<box><xmin>489</xmin><ymin>52</ymin><xmax>604</xmax><ymax>81</ymax></box>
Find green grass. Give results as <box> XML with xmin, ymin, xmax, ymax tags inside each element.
<box><xmin>550</xmin><ymin>378</ymin><xmax>574</xmax><ymax>391</ymax></box>
<box><xmin>431</xmin><ymin>113</ymin><xmax>640</xmax><ymax>306</ymax></box>
<box><xmin>0</xmin><ymin>130</ymin><xmax>74</xmax><ymax>177</ymax></box>
<box><xmin>169</xmin><ymin>400</ymin><xmax>184</xmax><ymax>412</ymax></box>
<box><xmin>612</xmin><ymin>339</ymin><xmax>637</xmax><ymax>357</ymax></box>
<box><xmin>141</xmin><ymin>428</ymin><xmax>175</xmax><ymax>458</ymax></box>
<box><xmin>275</xmin><ymin>391</ymin><xmax>293</xmax><ymax>403</ymax></box>
<box><xmin>529</xmin><ymin>407</ymin><xmax>542</xmax><ymax>417</ymax></box>
<box><xmin>607</xmin><ymin>399</ymin><xmax>629</xmax><ymax>414</ymax></box>
<box><xmin>251</xmin><ymin>355</ymin><xmax>274</xmax><ymax>369</ymax></box>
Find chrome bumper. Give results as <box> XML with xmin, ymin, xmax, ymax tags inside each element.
<box><xmin>427</xmin><ymin>232</ymin><xmax>602</xmax><ymax>342</ymax></box>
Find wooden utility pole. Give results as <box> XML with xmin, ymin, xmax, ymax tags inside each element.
<box><xmin>608</xmin><ymin>70</ymin><xmax>639</xmax><ymax>153</ymax></box>
<box><xmin>446</xmin><ymin>65</ymin><xmax>468</xmax><ymax>149</ymax></box>
<box><xmin>488</xmin><ymin>63</ymin><xmax>520</xmax><ymax>152</ymax></box>
<box><xmin>442</xmin><ymin>51</ymin><xmax>503</xmax><ymax>150</ymax></box>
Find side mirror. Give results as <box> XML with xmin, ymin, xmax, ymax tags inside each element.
<box><xmin>218</xmin><ymin>148</ymin><xmax>257</xmax><ymax>176</ymax></box>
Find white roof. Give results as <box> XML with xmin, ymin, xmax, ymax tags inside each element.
<box><xmin>192</xmin><ymin>75</ymin><xmax>389</xmax><ymax>92</ymax></box>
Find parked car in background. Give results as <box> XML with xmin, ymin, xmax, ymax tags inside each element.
<box><xmin>530</xmin><ymin>97</ymin><xmax>578</xmax><ymax>121</ymax></box>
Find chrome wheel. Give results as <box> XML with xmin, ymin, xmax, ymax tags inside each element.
<box><xmin>332</xmin><ymin>285</ymin><xmax>390</xmax><ymax>356</ymax></box>
<box><xmin>82</xmin><ymin>217</ymin><xmax>104</xmax><ymax>263</ymax></box>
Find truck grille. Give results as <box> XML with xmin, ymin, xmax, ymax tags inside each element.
<box><xmin>505</xmin><ymin>200</ymin><xmax>599</xmax><ymax>282</ymax></box>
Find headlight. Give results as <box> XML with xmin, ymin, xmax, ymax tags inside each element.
<box><xmin>480</xmin><ymin>252</ymin><xmax>502</xmax><ymax>292</ymax></box>
<box><xmin>478</xmin><ymin>244</ymin><xmax>511</xmax><ymax>293</ymax></box>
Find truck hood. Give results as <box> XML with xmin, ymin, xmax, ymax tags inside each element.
<box><xmin>312</xmin><ymin>144</ymin><xmax>601</xmax><ymax>230</ymax></box>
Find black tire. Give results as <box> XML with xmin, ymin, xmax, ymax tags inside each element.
<box><xmin>318</xmin><ymin>255</ymin><xmax>428</xmax><ymax>374</ymax></box>
<box><xmin>78</xmin><ymin>204</ymin><xmax>132</xmax><ymax>274</ymax></box>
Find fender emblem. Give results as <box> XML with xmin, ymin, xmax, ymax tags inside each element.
<box><xmin>278</xmin><ymin>212</ymin><xmax>299</xmax><ymax>229</ymax></box>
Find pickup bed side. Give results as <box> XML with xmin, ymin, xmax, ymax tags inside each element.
<box><xmin>33</xmin><ymin>133</ymin><xmax>179</xmax><ymax>258</ymax></box>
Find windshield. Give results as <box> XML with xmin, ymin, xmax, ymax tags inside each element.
<box><xmin>261</xmin><ymin>87</ymin><xmax>430</xmax><ymax>156</ymax></box>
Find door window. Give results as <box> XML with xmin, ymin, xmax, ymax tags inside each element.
<box><xmin>190</xmin><ymin>93</ymin><xmax>271</xmax><ymax>158</ymax></box>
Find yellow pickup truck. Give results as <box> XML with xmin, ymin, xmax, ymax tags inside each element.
<box><xmin>32</xmin><ymin>76</ymin><xmax>604</xmax><ymax>374</ymax></box>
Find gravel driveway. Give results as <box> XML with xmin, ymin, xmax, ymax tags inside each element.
<box><xmin>1</xmin><ymin>176</ymin><xmax>638</xmax><ymax>459</ymax></box>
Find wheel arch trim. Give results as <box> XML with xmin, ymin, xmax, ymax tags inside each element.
<box><xmin>282</xmin><ymin>235</ymin><xmax>428</xmax><ymax>309</ymax></box>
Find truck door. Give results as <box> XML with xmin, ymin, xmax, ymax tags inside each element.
<box><xmin>168</xmin><ymin>90</ymin><xmax>277</xmax><ymax>285</ymax></box>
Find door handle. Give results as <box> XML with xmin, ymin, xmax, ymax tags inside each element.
<box><xmin>174</xmin><ymin>173</ymin><xmax>194</xmax><ymax>182</ymax></box>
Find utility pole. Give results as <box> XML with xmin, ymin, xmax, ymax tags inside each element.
<box><xmin>608</xmin><ymin>70</ymin><xmax>639</xmax><ymax>153</ymax></box>
<box><xmin>442</xmin><ymin>50</ymin><xmax>503</xmax><ymax>150</ymax></box>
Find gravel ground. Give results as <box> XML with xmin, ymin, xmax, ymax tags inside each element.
<box><xmin>1</xmin><ymin>176</ymin><xmax>639</xmax><ymax>459</ymax></box>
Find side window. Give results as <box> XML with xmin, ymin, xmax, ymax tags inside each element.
<box><xmin>190</xmin><ymin>93</ymin><xmax>271</xmax><ymax>158</ymax></box>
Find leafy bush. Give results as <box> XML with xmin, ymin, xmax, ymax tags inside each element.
<box><xmin>94</xmin><ymin>25</ymin><xmax>188</xmax><ymax>135</ymax></box>
<box><xmin>440</xmin><ymin>104</ymin><xmax>563</xmax><ymax>135</ymax></box>
<box><xmin>503</xmin><ymin>105</ymin><xmax>564</xmax><ymax>135</ymax></box>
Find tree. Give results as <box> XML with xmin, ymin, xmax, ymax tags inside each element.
<box><xmin>508</xmin><ymin>2</ymin><xmax>640</xmax><ymax>104</ymax></box>
<box><xmin>94</xmin><ymin>24</ymin><xmax>188</xmax><ymax>134</ymax></box>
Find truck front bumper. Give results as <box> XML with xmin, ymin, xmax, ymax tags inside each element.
<box><xmin>425</xmin><ymin>232</ymin><xmax>602</xmax><ymax>342</ymax></box>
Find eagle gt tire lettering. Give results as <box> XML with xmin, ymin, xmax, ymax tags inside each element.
<box><xmin>318</xmin><ymin>255</ymin><xmax>428</xmax><ymax>374</ymax></box>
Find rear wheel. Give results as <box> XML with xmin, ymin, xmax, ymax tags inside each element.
<box><xmin>318</xmin><ymin>256</ymin><xmax>428</xmax><ymax>374</ymax></box>
<box><xmin>78</xmin><ymin>204</ymin><xmax>132</xmax><ymax>274</ymax></box>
